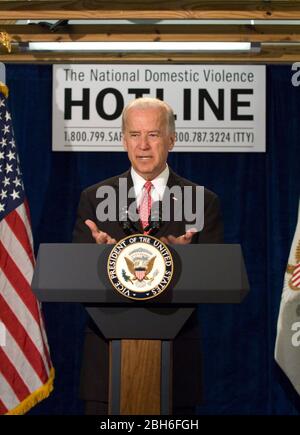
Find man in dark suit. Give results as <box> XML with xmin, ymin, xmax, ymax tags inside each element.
<box><xmin>73</xmin><ymin>97</ymin><xmax>223</xmax><ymax>414</ymax></box>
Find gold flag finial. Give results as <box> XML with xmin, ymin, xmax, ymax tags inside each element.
<box><xmin>0</xmin><ymin>31</ymin><xmax>11</xmax><ymax>53</ymax></box>
<box><xmin>0</xmin><ymin>82</ymin><xmax>8</xmax><ymax>98</ymax></box>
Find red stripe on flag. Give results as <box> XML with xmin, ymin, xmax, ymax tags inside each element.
<box><xmin>0</xmin><ymin>348</ymin><xmax>31</xmax><ymax>402</ymax></box>
<box><xmin>0</xmin><ymin>241</ymin><xmax>40</xmax><ymax>325</ymax></box>
<box><xmin>0</xmin><ymin>398</ymin><xmax>8</xmax><ymax>415</ymax></box>
<box><xmin>4</xmin><ymin>210</ymin><xmax>35</xmax><ymax>266</ymax></box>
<box><xmin>292</xmin><ymin>269</ymin><xmax>300</xmax><ymax>279</ymax></box>
<box><xmin>36</xmin><ymin>306</ymin><xmax>52</xmax><ymax>370</ymax></box>
<box><xmin>0</xmin><ymin>294</ymin><xmax>48</xmax><ymax>384</ymax></box>
<box><xmin>0</xmin><ymin>242</ymin><xmax>52</xmax><ymax>371</ymax></box>
<box><xmin>24</xmin><ymin>199</ymin><xmax>32</xmax><ymax>226</ymax></box>
<box><xmin>292</xmin><ymin>270</ymin><xmax>300</xmax><ymax>284</ymax></box>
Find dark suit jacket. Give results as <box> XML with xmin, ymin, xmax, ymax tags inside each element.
<box><xmin>73</xmin><ymin>168</ymin><xmax>223</xmax><ymax>409</ymax></box>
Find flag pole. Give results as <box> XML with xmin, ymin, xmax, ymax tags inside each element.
<box><xmin>0</xmin><ymin>31</ymin><xmax>10</xmax><ymax>85</ymax></box>
<box><xmin>0</xmin><ymin>63</ymin><xmax>5</xmax><ymax>85</ymax></box>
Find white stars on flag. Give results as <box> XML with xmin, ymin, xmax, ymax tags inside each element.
<box><xmin>2</xmin><ymin>176</ymin><xmax>10</xmax><ymax>187</ymax></box>
<box><xmin>0</xmin><ymin>101</ymin><xmax>24</xmax><ymax>219</ymax></box>
<box><xmin>0</xmin><ymin>189</ymin><xmax>7</xmax><ymax>199</ymax></box>
<box><xmin>10</xmin><ymin>189</ymin><xmax>20</xmax><ymax>200</ymax></box>
<box><xmin>5</xmin><ymin>111</ymin><xmax>11</xmax><ymax>122</ymax></box>
<box><xmin>6</xmin><ymin>150</ymin><xmax>15</xmax><ymax>161</ymax></box>
<box><xmin>2</xmin><ymin>124</ymin><xmax>10</xmax><ymax>135</ymax></box>
<box><xmin>0</xmin><ymin>137</ymin><xmax>7</xmax><ymax>147</ymax></box>
<box><xmin>12</xmin><ymin>176</ymin><xmax>22</xmax><ymax>187</ymax></box>
<box><xmin>5</xmin><ymin>163</ymin><xmax>13</xmax><ymax>173</ymax></box>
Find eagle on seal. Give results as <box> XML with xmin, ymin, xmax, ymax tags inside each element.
<box><xmin>124</xmin><ymin>256</ymin><xmax>156</xmax><ymax>282</ymax></box>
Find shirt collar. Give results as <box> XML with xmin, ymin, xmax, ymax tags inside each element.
<box><xmin>131</xmin><ymin>164</ymin><xmax>169</xmax><ymax>202</ymax></box>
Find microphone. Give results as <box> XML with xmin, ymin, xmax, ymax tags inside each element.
<box><xmin>144</xmin><ymin>201</ymin><xmax>162</xmax><ymax>235</ymax></box>
<box><xmin>118</xmin><ymin>205</ymin><xmax>132</xmax><ymax>235</ymax></box>
<box><xmin>119</xmin><ymin>205</ymin><xmax>140</xmax><ymax>235</ymax></box>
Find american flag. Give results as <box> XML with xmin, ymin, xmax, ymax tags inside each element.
<box><xmin>291</xmin><ymin>263</ymin><xmax>300</xmax><ymax>288</ymax></box>
<box><xmin>0</xmin><ymin>84</ymin><xmax>54</xmax><ymax>414</ymax></box>
<box><xmin>275</xmin><ymin>199</ymin><xmax>300</xmax><ymax>395</ymax></box>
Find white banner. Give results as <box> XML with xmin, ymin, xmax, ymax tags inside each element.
<box><xmin>52</xmin><ymin>64</ymin><xmax>266</xmax><ymax>152</ymax></box>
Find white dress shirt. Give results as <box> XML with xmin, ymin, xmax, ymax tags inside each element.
<box><xmin>130</xmin><ymin>165</ymin><xmax>169</xmax><ymax>207</ymax></box>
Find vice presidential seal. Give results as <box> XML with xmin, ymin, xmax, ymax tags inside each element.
<box><xmin>107</xmin><ymin>234</ymin><xmax>174</xmax><ymax>300</ymax></box>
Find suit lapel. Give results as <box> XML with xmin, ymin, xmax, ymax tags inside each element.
<box><xmin>155</xmin><ymin>168</ymin><xmax>185</xmax><ymax>238</ymax></box>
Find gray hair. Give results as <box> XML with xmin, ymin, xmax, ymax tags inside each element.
<box><xmin>122</xmin><ymin>97</ymin><xmax>175</xmax><ymax>134</ymax></box>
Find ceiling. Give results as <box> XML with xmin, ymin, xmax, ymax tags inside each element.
<box><xmin>1</xmin><ymin>1</ymin><xmax>300</xmax><ymax>63</ymax></box>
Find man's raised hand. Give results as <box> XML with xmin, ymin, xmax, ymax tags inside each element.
<box><xmin>85</xmin><ymin>219</ymin><xmax>117</xmax><ymax>244</ymax></box>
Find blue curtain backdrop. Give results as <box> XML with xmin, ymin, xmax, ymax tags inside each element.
<box><xmin>4</xmin><ymin>64</ymin><xmax>300</xmax><ymax>415</ymax></box>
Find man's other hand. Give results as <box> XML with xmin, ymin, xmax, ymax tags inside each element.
<box><xmin>160</xmin><ymin>230</ymin><xmax>196</xmax><ymax>245</ymax></box>
<box><xmin>85</xmin><ymin>219</ymin><xmax>117</xmax><ymax>244</ymax></box>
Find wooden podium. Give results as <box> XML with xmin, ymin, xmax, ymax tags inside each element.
<box><xmin>110</xmin><ymin>339</ymin><xmax>164</xmax><ymax>414</ymax></box>
<box><xmin>32</xmin><ymin>243</ymin><xmax>249</xmax><ymax>415</ymax></box>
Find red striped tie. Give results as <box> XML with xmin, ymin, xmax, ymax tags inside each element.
<box><xmin>139</xmin><ymin>181</ymin><xmax>153</xmax><ymax>233</ymax></box>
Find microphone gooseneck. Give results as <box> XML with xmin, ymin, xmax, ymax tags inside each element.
<box><xmin>119</xmin><ymin>205</ymin><xmax>140</xmax><ymax>235</ymax></box>
<box><xmin>119</xmin><ymin>201</ymin><xmax>162</xmax><ymax>236</ymax></box>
